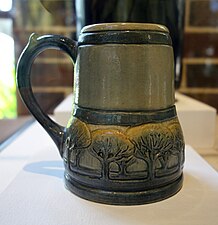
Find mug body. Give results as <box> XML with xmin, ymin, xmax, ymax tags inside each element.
<box><xmin>63</xmin><ymin>23</ymin><xmax>185</xmax><ymax>205</ymax></box>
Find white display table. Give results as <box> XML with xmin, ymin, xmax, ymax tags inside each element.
<box><xmin>175</xmin><ymin>92</ymin><xmax>216</xmax><ymax>149</ymax></box>
<box><xmin>0</xmin><ymin>122</ymin><xmax>218</xmax><ymax>225</ymax></box>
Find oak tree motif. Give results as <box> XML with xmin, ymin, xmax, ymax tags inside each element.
<box><xmin>128</xmin><ymin>123</ymin><xmax>174</xmax><ymax>180</ymax></box>
<box><xmin>65</xmin><ymin>118</ymin><xmax>91</xmax><ymax>168</ymax></box>
<box><xmin>90</xmin><ymin>130</ymin><xmax>134</xmax><ymax>179</ymax></box>
<box><xmin>168</xmin><ymin>119</ymin><xmax>185</xmax><ymax>169</ymax></box>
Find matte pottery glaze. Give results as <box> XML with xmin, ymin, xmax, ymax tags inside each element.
<box><xmin>16</xmin><ymin>23</ymin><xmax>185</xmax><ymax>205</ymax></box>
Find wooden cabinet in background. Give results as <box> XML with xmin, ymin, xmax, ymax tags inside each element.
<box><xmin>180</xmin><ymin>0</ymin><xmax>218</xmax><ymax>110</ymax></box>
<box><xmin>13</xmin><ymin>0</ymin><xmax>76</xmax><ymax>115</ymax></box>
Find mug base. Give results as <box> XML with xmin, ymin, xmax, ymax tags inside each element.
<box><xmin>64</xmin><ymin>173</ymin><xmax>183</xmax><ymax>205</ymax></box>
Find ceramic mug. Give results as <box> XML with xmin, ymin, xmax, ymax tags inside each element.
<box><xmin>16</xmin><ymin>23</ymin><xmax>185</xmax><ymax>205</ymax></box>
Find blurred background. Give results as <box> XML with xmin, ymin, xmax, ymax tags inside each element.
<box><xmin>0</xmin><ymin>0</ymin><xmax>218</xmax><ymax>118</ymax></box>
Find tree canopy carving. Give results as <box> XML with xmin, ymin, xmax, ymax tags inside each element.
<box><xmin>90</xmin><ymin>129</ymin><xmax>134</xmax><ymax>179</ymax></box>
<box><xmin>65</xmin><ymin>118</ymin><xmax>92</xmax><ymax>166</ymax></box>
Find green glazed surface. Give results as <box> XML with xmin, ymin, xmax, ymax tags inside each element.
<box><xmin>74</xmin><ymin>44</ymin><xmax>174</xmax><ymax>110</ymax></box>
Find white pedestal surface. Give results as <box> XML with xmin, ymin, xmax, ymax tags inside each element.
<box><xmin>175</xmin><ymin>92</ymin><xmax>216</xmax><ymax>149</ymax></box>
<box><xmin>0</xmin><ymin>123</ymin><xmax>218</xmax><ymax>225</ymax></box>
<box><xmin>54</xmin><ymin>92</ymin><xmax>217</xmax><ymax>149</ymax></box>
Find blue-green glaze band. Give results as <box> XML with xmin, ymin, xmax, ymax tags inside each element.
<box><xmin>74</xmin><ymin>105</ymin><xmax>177</xmax><ymax>126</ymax></box>
<box><xmin>78</xmin><ymin>31</ymin><xmax>172</xmax><ymax>46</ymax></box>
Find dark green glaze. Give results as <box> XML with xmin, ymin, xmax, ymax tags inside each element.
<box><xmin>74</xmin><ymin>105</ymin><xmax>177</xmax><ymax>126</ymax></box>
<box><xmin>65</xmin><ymin>174</ymin><xmax>183</xmax><ymax>205</ymax></box>
<box><xmin>16</xmin><ymin>33</ymin><xmax>77</xmax><ymax>156</ymax></box>
<box><xmin>16</xmin><ymin>23</ymin><xmax>184</xmax><ymax>205</ymax></box>
<box><xmin>78</xmin><ymin>31</ymin><xmax>172</xmax><ymax>46</ymax></box>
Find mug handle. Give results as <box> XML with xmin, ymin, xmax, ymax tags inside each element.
<box><xmin>16</xmin><ymin>33</ymin><xmax>77</xmax><ymax>157</ymax></box>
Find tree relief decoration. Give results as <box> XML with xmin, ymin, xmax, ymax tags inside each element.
<box><xmin>168</xmin><ymin>119</ymin><xmax>185</xmax><ymax>169</ymax></box>
<box><xmin>63</xmin><ymin>118</ymin><xmax>92</xmax><ymax>171</ymax></box>
<box><xmin>127</xmin><ymin>123</ymin><xmax>176</xmax><ymax>179</ymax></box>
<box><xmin>89</xmin><ymin>129</ymin><xmax>135</xmax><ymax>180</ymax></box>
<box><xmin>63</xmin><ymin>117</ymin><xmax>184</xmax><ymax>182</ymax></box>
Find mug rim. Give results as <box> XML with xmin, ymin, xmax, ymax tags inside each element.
<box><xmin>80</xmin><ymin>22</ymin><xmax>169</xmax><ymax>33</ymax></box>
